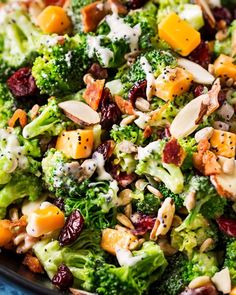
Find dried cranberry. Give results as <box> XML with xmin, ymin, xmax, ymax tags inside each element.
<box><xmin>200</xmin><ymin>20</ymin><xmax>216</xmax><ymax>41</ymax></box>
<box><xmin>131</xmin><ymin>213</ymin><xmax>156</xmax><ymax>235</ymax></box>
<box><xmin>95</xmin><ymin>140</ymin><xmax>115</xmax><ymax>160</ymax></box>
<box><xmin>100</xmin><ymin>88</ymin><xmax>121</xmax><ymax>129</ymax></box>
<box><xmin>52</xmin><ymin>263</ymin><xmax>73</xmax><ymax>290</ymax></box>
<box><xmin>53</xmin><ymin>198</ymin><xmax>65</xmax><ymax>212</ymax></box>
<box><xmin>194</xmin><ymin>85</ymin><xmax>205</xmax><ymax>97</ymax></box>
<box><xmin>188</xmin><ymin>41</ymin><xmax>211</xmax><ymax>69</ymax></box>
<box><xmin>127</xmin><ymin>0</ymin><xmax>147</xmax><ymax>10</ymax></box>
<box><xmin>212</xmin><ymin>7</ymin><xmax>232</xmax><ymax>25</ymax></box>
<box><xmin>7</xmin><ymin>67</ymin><xmax>37</xmax><ymax>98</ymax></box>
<box><xmin>180</xmin><ymin>284</ymin><xmax>218</xmax><ymax>295</ymax></box>
<box><xmin>59</xmin><ymin>210</ymin><xmax>84</xmax><ymax>246</ymax></box>
<box><xmin>128</xmin><ymin>80</ymin><xmax>147</xmax><ymax>106</ymax></box>
<box><xmin>216</xmin><ymin>217</ymin><xmax>236</xmax><ymax>237</ymax></box>
<box><xmin>108</xmin><ymin>163</ymin><xmax>136</xmax><ymax>187</ymax></box>
<box><xmin>88</xmin><ymin>63</ymin><xmax>108</xmax><ymax>80</ymax></box>
<box><xmin>218</xmin><ymin>90</ymin><xmax>226</xmax><ymax>107</ymax></box>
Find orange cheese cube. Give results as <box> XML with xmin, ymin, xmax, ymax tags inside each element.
<box><xmin>56</xmin><ymin>129</ymin><xmax>94</xmax><ymax>159</ymax></box>
<box><xmin>101</xmin><ymin>228</ymin><xmax>138</xmax><ymax>255</ymax></box>
<box><xmin>154</xmin><ymin>67</ymin><xmax>193</xmax><ymax>101</ymax></box>
<box><xmin>158</xmin><ymin>12</ymin><xmax>201</xmax><ymax>56</ymax></box>
<box><xmin>0</xmin><ymin>220</ymin><xmax>13</xmax><ymax>247</ymax></box>
<box><xmin>213</xmin><ymin>54</ymin><xmax>236</xmax><ymax>81</ymax></box>
<box><xmin>37</xmin><ymin>5</ymin><xmax>71</xmax><ymax>34</ymax></box>
<box><xmin>210</xmin><ymin>129</ymin><xmax>236</xmax><ymax>158</ymax></box>
<box><xmin>26</xmin><ymin>204</ymin><xmax>65</xmax><ymax>238</ymax></box>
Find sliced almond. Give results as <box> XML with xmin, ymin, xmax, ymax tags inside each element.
<box><xmin>70</xmin><ymin>288</ymin><xmax>97</xmax><ymax>295</ymax></box>
<box><xmin>188</xmin><ymin>276</ymin><xmax>211</xmax><ymax>289</ymax></box>
<box><xmin>170</xmin><ymin>80</ymin><xmax>220</xmax><ymax>139</ymax></box>
<box><xmin>170</xmin><ymin>93</ymin><xmax>208</xmax><ymax>138</ymax></box>
<box><xmin>58</xmin><ymin>100</ymin><xmax>100</xmax><ymax>127</ymax></box>
<box><xmin>211</xmin><ymin>268</ymin><xmax>231</xmax><ymax>294</ymax></box>
<box><xmin>195</xmin><ymin>0</ymin><xmax>216</xmax><ymax>28</ymax></box>
<box><xmin>177</xmin><ymin>58</ymin><xmax>214</xmax><ymax>85</ymax></box>
<box><xmin>210</xmin><ymin>159</ymin><xmax>236</xmax><ymax>200</ymax></box>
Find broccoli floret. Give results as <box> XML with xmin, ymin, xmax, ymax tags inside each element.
<box><xmin>22</xmin><ymin>98</ymin><xmax>69</xmax><ymax>139</ymax></box>
<box><xmin>224</xmin><ymin>238</ymin><xmax>236</xmax><ymax>285</ymax></box>
<box><xmin>0</xmin><ymin>10</ymin><xmax>43</xmax><ymax>78</ymax></box>
<box><xmin>172</xmin><ymin>214</ymin><xmax>218</xmax><ymax>256</ymax></box>
<box><xmin>32</xmin><ymin>35</ymin><xmax>89</xmax><ymax>96</ymax></box>
<box><xmin>152</xmin><ymin>252</ymin><xmax>189</xmax><ymax>295</ymax></box>
<box><xmin>35</xmin><ymin>239</ymin><xmax>167</xmax><ymax>294</ymax></box>
<box><xmin>0</xmin><ymin>171</ymin><xmax>41</xmax><ymax>218</ymax></box>
<box><xmin>132</xmin><ymin>189</ymin><xmax>161</xmax><ymax>215</ymax></box>
<box><xmin>136</xmin><ymin>140</ymin><xmax>184</xmax><ymax>194</ymax></box>
<box><xmin>157</xmin><ymin>182</ymin><xmax>184</xmax><ymax>210</ymax></box>
<box><xmin>116</xmin><ymin>49</ymin><xmax>177</xmax><ymax>97</ymax></box>
<box><xmin>125</xmin><ymin>2</ymin><xmax>158</xmax><ymax>50</ymax></box>
<box><xmin>184</xmin><ymin>251</ymin><xmax>219</xmax><ymax>281</ymax></box>
<box><xmin>180</xmin><ymin>176</ymin><xmax>227</xmax><ymax>228</ymax></box>
<box><xmin>65</xmin><ymin>180</ymin><xmax>119</xmax><ymax>229</ymax></box>
<box><xmin>214</xmin><ymin>20</ymin><xmax>236</xmax><ymax>56</ymax></box>
<box><xmin>0</xmin><ymin>83</ymin><xmax>15</xmax><ymax>127</ymax></box>
<box><xmin>0</xmin><ymin>127</ymin><xmax>41</xmax><ymax>185</ymax></box>
<box><xmin>42</xmin><ymin>149</ymin><xmax>85</xmax><ymax>197</ymax></box>
<box><xmin>178</xmin><ymin>137</ymin><xmax>197</xmax><ymax>170</ymax></box>
<box><xmin>157</xmin><ymin>0</ymin><xmax>188</xmax><ymax>23</ymax></box>
<box><xmin>110</xmin><ymin>124</ymin><xmax>146</xmax><ymax>146</ymax></box>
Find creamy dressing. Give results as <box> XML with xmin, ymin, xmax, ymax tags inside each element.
<box><xmin>140</xmin><ymin>56</ymin><xmax>155</xmax><ymax>100</ymax></box>
<box><xmin>115</xmin><ymin>247</ymin><xmax>145</xmax><ymax>267</ymax></box>
<box><xmin>92</xmin><ymin>151</ymin><xmax>112</xmax><ymax>181</ymax></box>
<box><xmin>137</xmin><ymin>140</ymin><xmax>162</xmax><ymax>160</ymax></box>
<box><xmin>0</xmin><ymin>128</ymin><xmax>29</xmax><ymax>172</ymax></box>
<box><xmin>106</xmin><ymin>13</ymin><xmax>141</xmax><ymax>52</ymax></box>
<box><xmin>87</xmin><ymin>35</ymin><xmax>114</xmax><ymax>68</ymax></box>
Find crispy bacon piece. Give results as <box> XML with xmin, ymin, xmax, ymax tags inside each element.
<box><xmin>83</xmin><ymin>75</ymin><xmax>105</xmax><ymax>110</ymax></box>
<box><xmin>81</xmin><ymin>0</ymin><xmax>127</xmax><ymax>33</ymax></box>
<box><xmin>23</xmin><ymin>253</ymin><xmax>44</xmax><ymax>273</ymax></box>
<box><xmin>114</xmin><ymin>95</ymin><xmax>135</xmax><ymax>115</ymax></box>
<box><xmin>162</xmin><ymin>138</ymin><xmax>186</xmax><ymax>167</ymax></box>
<box><xmin>143</xmin><ymin>126</ymin><xmax>152</xmax><ymax>139</ymax></box>
<box><xmin>8</xmin><ymin>109</ymin><xmax>28</xmax><ymax>128</ymax></box>
<box><xmin>193</xmin><ymin>139</ymin><xmax>221</xmax><ymax>175</ymax></box>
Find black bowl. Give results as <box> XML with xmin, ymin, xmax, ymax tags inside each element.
<box><xmin>0</xmin><ymin>249</ymin><xmax>63</xmax><ymax>294</ymax></box>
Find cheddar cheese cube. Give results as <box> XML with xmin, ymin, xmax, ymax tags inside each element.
<box><xmin>213</xmin><ymin>54</ymin><xmax>236</xmax><ymax>81</ymax></box>
<box><xmin>158</xmin><ymin>12</ymin><xmax>201</xmax><ymax>56</ymax></box>
<box><xmin>101</xmin><ymin>228</ymin><xmax>138</xmax><ymax>255</ymax></box>
<box><xmin>26</xmin><ymin>205</ymin><xmax>65</xmax><ymax>238</ymax></box>
<box><xmin>210</xmin><ymin>129</ymin><xmax>236</xmax><ymax>158</ymax></box>
<box><xmin>56</xmin><ymin>129</ymin><xmax>94</xmax><ymax>159</ymax></box>
<box><xmin>37</xmin><ymin>6</ymin><xmax>71</xmax><ymax>34</ymax></box>
<box><xmin>0</xmin><ymin>220</ymin><xmax>13</xmax><ymax>247</ymax></box>
<box><xmin>154</xmin><ymin>67</ymin><xmax>193</xmax><ymax>101</ymax></box>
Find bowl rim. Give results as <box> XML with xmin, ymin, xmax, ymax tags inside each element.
<box><xmin>0</xmin><ymin>264</ymin><xmax>59</xmax><ymax>295</ymax></box>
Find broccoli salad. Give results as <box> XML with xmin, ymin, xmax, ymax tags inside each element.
<box><xmin>0</xmin><ymin>0</ymin><xmax>236</xmax><ymax>294</ymax></box>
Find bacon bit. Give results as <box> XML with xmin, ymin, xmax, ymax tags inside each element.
<box><xmin>44</xmin><ymin>0</ymin><xmax>67</xmax><ymax>6</ymax></box>
<box><xmin>106</xmin><ymin>0</ymin><xmax>127</xmax><ymax>14</ymax></box>
<box><xmin>193</xmin><ymin>139</ymin><xmax>221</xmax><ymax>175</ymax></box>
<box><xmin>8</xmin><ymin>109</ymin><xmax>28</xmax><ymax>128</ymax></box>
<box><xmin>114</xmin><ymin>95</ymin><xmax>135</xmax><ymax>115</ymax></box>
<box><xmin>162</xmin><ymin>138</ymin><xmax>186</xmax><ymax>167</ymax></box>
<box><xmin>143</xmin><ymin>126</ymin><xmax>152</xmax><ymax>139</ymax></box>
<box><xmin>10</xmin><ymin>215</ymin><xmax>27</xmax><ymax>230</ymax></box>
<box><xmin>81</xmin><ymin>0</ymin><xmax>127</xmax><ymax>33</ymax></box>
<box><xmin>83</xmin><ymin>76</ymin><xmax>105</xmax><ymax>111</ymax></box>
<box><xmin>23</xmin><ymin>253</ymin><xmax>44</xmax><ymax>273</ymax></box>
<box><xmin>81</xmin><ymin>1</ymin><xmax>107</xmax><ymax>33</ymax></box>
<box><xmin>30</xmin><ymin>104</ymin><xmax>40</xmax><ymax>120</ymax></box>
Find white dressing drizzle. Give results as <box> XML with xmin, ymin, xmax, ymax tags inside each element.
<box><xmin>140</xmin><ymin>56</ymin><xmax>155</xmax><ymax>100</ymax></box>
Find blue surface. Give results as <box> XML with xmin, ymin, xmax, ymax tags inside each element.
<box><xmin>0</xmin><ymin>277</ymin><xmax>32</xmax><ymax>295</ymax></box>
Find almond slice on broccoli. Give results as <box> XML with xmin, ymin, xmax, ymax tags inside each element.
<box><xmin>177</xmin><ymin>58</ymin><xmax>214</xmax><ymax>85</ymax></box>
<box><xmin>59</xmin><ymin>100</ymin><xmax>100</xmax><ymax>127</ymax></box>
